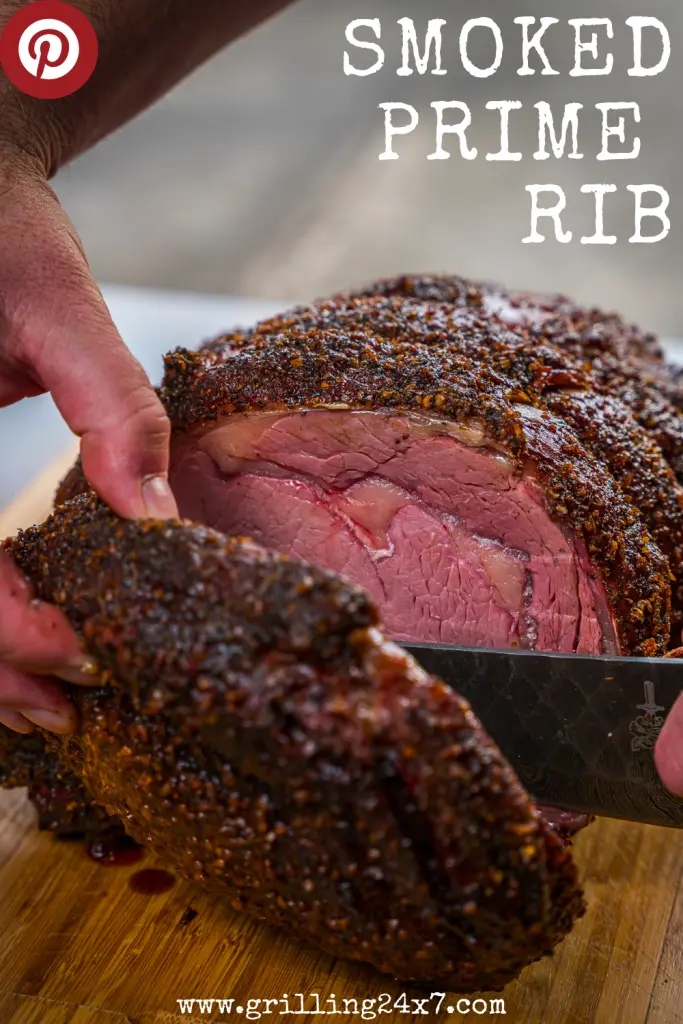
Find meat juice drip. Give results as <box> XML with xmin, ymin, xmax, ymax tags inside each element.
<box><xmin>87</xmin><ymin>830</ymin><xmax>144</xmax><ymax>867</ymax></box>
<box><xmin>538</xmin><ymin>806</ymin><xmax>594</xmax><ymax>845</ymax></box>
<box><xmin>68</xmin><ymin>831</ymin><xmax>176</xmax><ymax>893</ymax></box>
<box><xmin>128</xmin><ymin>868</ymin><xmax>176</xmax><ymax>895</ymax></box>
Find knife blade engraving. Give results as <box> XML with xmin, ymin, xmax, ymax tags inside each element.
<box><xmin>403</xmin><ymin>643</ymin><xmax>683</xmax><ymax>828</ymax></box>
<box><xmin>630</xmin><ymin>680</ymin><xmax>666</xmax><ymax>752</ymax></box>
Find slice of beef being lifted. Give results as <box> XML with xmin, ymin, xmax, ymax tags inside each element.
<box><xmin>164</xmin><ymin>302</ymin><xmax>671</xmax><ymax>657</ymax></box>
<box><xmin>3</xmin><ymin>496</ymin><xmax>585</xmax><ymax>992</ymax></box>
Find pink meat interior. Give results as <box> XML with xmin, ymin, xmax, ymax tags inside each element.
<box><xmin>170</xmin><ymin>409</ymin><xmax>618</xmax><ymax>655</ymax></box>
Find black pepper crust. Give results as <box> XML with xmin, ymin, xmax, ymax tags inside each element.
<box><xmin>343</xmin><ymin>275</ymin><xmax>683</xmax><ymax>484</ymax></box>
<box><xmin>3</xmin><ymin>495</ymin><xmax>584</xmax><ymax>991</ymax></box>
<box><xmin>162</xmin><ymin>313</ymin><xmax>671</xmax><ymax>656</ymax></box>
<box><xmin>345</xmin><ymin>274</ymin><xmax>668</xmax><ymax>372</ymax></box>
<box><xmin>592</xmin><ymin>359</ymin><xmax>683</xmax><ymax>483</ymax></box>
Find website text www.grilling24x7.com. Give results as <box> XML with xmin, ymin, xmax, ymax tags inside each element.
<box><xmin>176</xmin><ymin>993</ymin><xmax>507</xmax><ymax>1019</ymax></box>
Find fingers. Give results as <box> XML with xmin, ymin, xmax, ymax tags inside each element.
<box><xmin>0</xmin><ymin>179</ymin><xmax>178</xmax><ymax>521</ymax></box>
<box><xmin>0</xmin><ymin>177</ymin><xmax>171</xmax><ymax>736</ymax></box>
<box><xmin>0</xmin><ymin>710</ymin><xmax>37</xmax><ymax>734</ymax></box>
<box><xmin>41</xmin><ymin>300</ymin><xmax>177</xmax><ymax>518</ymax></box>
<box><xmin>655</xmin><ymin>692</ymin><xmax>683</xmax><ymax>798</ymax></box>
<box><xmin>0</xmin><ymin>365</ymin><xmax>45</xmax><ymax>407</ymax></box>
<box><xmin>0</xmin><ymin>552</ymin><xmax>94</xmax><ymax>683</ymax></box>
<box><xmin>0</xmin><ymin>664</ymin><xmax>78</xmax><ymax>734</ymax></box>
<box><xmin>0</xmin><ymin>554</ymin><xmax>94</xmax><ymax>735</ymax></box>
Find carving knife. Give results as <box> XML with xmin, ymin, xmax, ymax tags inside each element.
<box><xmin>403</xmin><ymin>644</ymin><xmax>683</xmax><ymax>829</ymax></box>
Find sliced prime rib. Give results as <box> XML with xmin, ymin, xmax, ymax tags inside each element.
<box><xmin>2</xmin><ymin>496</ymin><xmax>584</xmax><ymax>992</ymax></box>
<box><xmin>3</xmin><ymin>274</ymin><xmax>680</xmax><ymax>988</ymax></box>
<box><xmin>53</xmin><ymin>275</ymin><xmax>680</xmax><ymax>828</ymax></box>
<box><xmin>55</xmin><ymin>274</ymin><xmax>680</xmax><ymax>657</ymax></box>
<box><xmin>164</xmin><ymin>293</ymin><xmax>672</xmax><ymax>657</ymax></box>
<box><xmin>192</xmin><ymin>283</ymin><xmax>683</xmax><ymax>636</ymax></box>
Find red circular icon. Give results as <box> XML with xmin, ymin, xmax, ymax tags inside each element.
<box><xmin>0</xmin><ymin>1</ymin><xmax>98</xmax><ymax>100</ymax></box>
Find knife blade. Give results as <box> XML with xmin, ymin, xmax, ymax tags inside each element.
<box><xmin>402</xmin><ymin>644</ymin><xmax>683</xmax><ymax>829</ymax></box>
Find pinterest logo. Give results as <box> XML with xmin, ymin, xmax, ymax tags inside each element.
<box><xmin>0</xmin><ymin>2</ymin><xmax>98</xmax><ymax>99</ymax></box>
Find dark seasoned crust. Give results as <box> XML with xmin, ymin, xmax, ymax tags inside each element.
<box><xmin>162</xmin><ymin>317</ymin><xmax>671</xmax><ymax>656</ymax></box>
<box><xmin>325</xmin><ymin>282</ymin><xmax>683</xmax><ymax>512</ymax></box>
<box><xmin>660</xmin><ymin>363</ymin><xmax>683</xmax><ymax>412</ymax></box>
<box><xmin>204</xmin><ymin>295</ymin><xmax>683</xmax><ymax>626</ymax></box>
<box><xmin>544</xmin><ymin>390</ymin><xmax>683</xmax><ymax>617</ymax></box>
<box><xmin>3</xmin><ymin>495</ymin><xmax>585</xmax><ymax>991</ymax></box>
<box><xmin>343</xmin><ymin>275</ymin><xmax>683</xmax><ymax>483</ymax></box>
<box><xmin>345</xmin><ymin>274</ymin><xmax>668</xmax><ymax>371</ymax></box>
<box><xmin>592</xmin><ymin>359</ymin><xmax>683</xmax><ymax>483</ymax></box>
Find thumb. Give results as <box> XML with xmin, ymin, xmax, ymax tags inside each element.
<box><xmin>655</xmin><ymin>692</ymin><xmax>683</xmax><ymax>798</ymax></box>
<box><xmin>31</xmin><ymin>289</ymin><xmax>178</xmax><ymax>520</ymax></box>
<box><xmin>55</xmin><ymin>324</ymin><xmax>178</xmax><ymax>521</ymax></box>
<box><xmin>3</xmin><ymin>180</ymin><xmax>178</xmax><ymax>520</ymax></box>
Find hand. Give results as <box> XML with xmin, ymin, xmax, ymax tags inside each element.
<box><xmin>0</xmin><ymin>0</ymin><xmax>302</xmax><ymax>738</ymax></box>
<box><xmin>656</xmin><ymin>694</ymin><xmax>683</xmax><ymax>797</ymax></box>
<box><xmin>0</xmin><ymin>150</ymin><xmax>178</xmax><ymax>735</ymax></box>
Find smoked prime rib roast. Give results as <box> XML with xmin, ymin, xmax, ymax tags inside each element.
<box><xmin>2</xmin><ymin>274</ymin><xmax>682</xmax><ymax>991</ymax></box>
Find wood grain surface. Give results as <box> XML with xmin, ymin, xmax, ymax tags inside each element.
<box><xmin>0</xmin><ymin>455</ymin><xmax>682</xmax><ymax>1024</ymax></box>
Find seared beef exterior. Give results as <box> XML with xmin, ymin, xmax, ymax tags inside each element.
<box><xmin>346</xmin><ymin>274</ymin><xmax>670</xmax><ymax>383</ymax></box>
<box><xmin>195</xmin><ymin>284</ymin><xmax>683</xmax><ymax>632</ymax></box>
<box><xmin>2</xmin><ymin>496</ymin><xmax>584</xmax><ymax>991</ymax></box>
<box><xmin>57</xmin><ymin>274</ymin><xmax>680</xmax><ymax>657</ymax></box>
<box><xmin>163</xmin><ymin>293</ymin><xmax>672</xmax><ymax>657</ymax></box>
<box><xmin>7</xmin><ymin>273</ymin><xmax>681</xmax><ymax>986</ymax></box>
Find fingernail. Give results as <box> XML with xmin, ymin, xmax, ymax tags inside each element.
<box><xmin>0</xmin><ymin>710</ymin><xmax>37</xmax><ymax>735</ymax></box>
<box><xmin>53</xmin><ymin>656</ymin><xmax>100</xmax><ymax>686</ymax></box>
<box><xmin>141</xmin><ymin>475</ymin><xmax>178</xmax><ymax>520</ymax></box>
<box><xmin>20</xmin><ymin>706</ymin><xmax>78</xmax><ymax>735</ymax></box>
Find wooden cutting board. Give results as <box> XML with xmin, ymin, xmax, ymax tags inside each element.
<box><xmin>0</xmin><ymin>451</ymin><xmax>682</xmax><ymax>1024</ymax></box>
